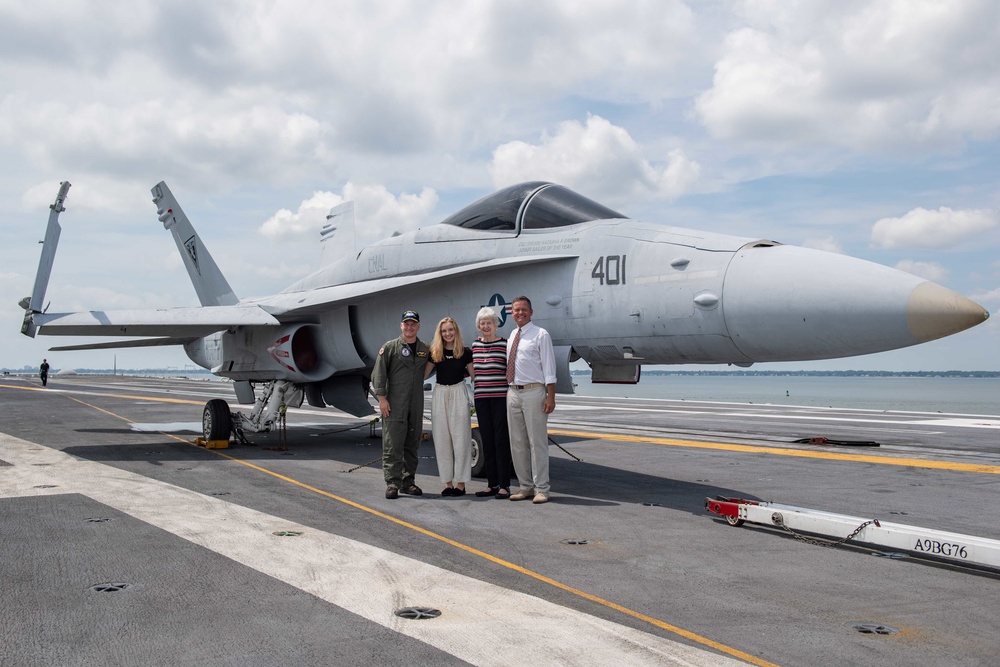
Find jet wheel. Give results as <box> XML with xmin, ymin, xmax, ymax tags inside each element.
<box><xmin>470</xmin><ymin>427</ymin><xmax>486</xmax><ymax>478</ymax></box>
<box><xmin>203</xmin><ymin>399</ymin><xmax>232</xmax><ymax>441</ymax></box>
<box><xmin>725</xmin><ymin>514</ymin><xmax>745</xmax><ymax>527</ymax></box>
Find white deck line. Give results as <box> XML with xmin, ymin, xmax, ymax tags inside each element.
<box><xmin>0</xmin><ymin>434</ymin><xmax>748</xmax><ymax>667</ymax></box>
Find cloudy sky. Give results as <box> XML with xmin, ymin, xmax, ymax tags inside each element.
<box><xmin>2</xmin><ymin>0</ymin><xmax>998</xmax><ymax>372</ymax></box>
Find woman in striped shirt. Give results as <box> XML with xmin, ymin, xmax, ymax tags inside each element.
<box><xmin>471</xmin><ymin>307</ymin><xmax>513</xmax><ymax>498</ymax></box>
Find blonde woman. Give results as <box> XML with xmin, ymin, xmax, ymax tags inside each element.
<box><xmin>425</xmin><ymin>317</ymin><xmax>475</xmax><ymax>496</ymax></box>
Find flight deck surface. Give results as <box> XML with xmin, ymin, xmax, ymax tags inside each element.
<box><xmin>2</xmin><ymin>375</ymin><xmax>998</xmax><ymax>666</ymax></box>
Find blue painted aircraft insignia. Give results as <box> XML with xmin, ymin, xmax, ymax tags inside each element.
<box><xmin>482</xmin><ymin>293</ymin><xmax>513</xmax><ymax>327</ymax></box>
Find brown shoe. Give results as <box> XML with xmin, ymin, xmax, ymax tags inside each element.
<box><xmin>400</xmin><ymin>485</ymin><xmax>423</xmax><ymax>496</ymax></box>
<box><xmin>385</xmin><ymin>485</ymin><xmax>399</xmax><ymax>499</ymax></box>
<box><xmin>509</xmin><ymin>488</ymin><xmax>535</xmax><ymax>501</ymax></box>
<box><xmin>532</xmin><ymin>492</ymin><xmax>549</xmax><ymax>504</ymax></box>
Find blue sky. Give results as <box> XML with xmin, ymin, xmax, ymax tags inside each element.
<box><xmin>1</xmin><ymin>0</ymin><xmax>998</xmax><ymax>372</ymax></box>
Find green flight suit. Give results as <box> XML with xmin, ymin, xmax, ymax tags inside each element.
<box><xmin>371</xmin><ymin>336</ymin><xmax>430</xmax><ymax>487</ymax></box>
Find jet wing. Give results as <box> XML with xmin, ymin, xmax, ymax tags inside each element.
<box><xmin>47</xmin><ymin>336</ymin><xmax>200</xmax><ymax>351</ymax></box>
<box><xmin>262</xmin><ymin>254</ymin><xmax>577</xmax><ymax>318</ymax></box>
<box><xmin>33</xmin><ymin>305</ymin><xmax>280</xmax><ymax>337</ymax></box>
<box><xmin>33</xmin><ymin>255</ymin><xmax>575</xmax><ymax>337</ymax></box>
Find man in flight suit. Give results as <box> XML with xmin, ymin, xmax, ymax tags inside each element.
<box><xmin>372</xmin><ymin>310</ymin><xmax>430</xmax><ymax>499</ymax></box>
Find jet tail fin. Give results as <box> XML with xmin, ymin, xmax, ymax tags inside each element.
<box><xmin>151</xmin><ymin>181</ymin><xmax>239</xmax><ymax>307</ymax></box>
<box><xmin>20</xmin><ymin>181</ymin><xmax>71</xmax><ymax>338</ymax></box>
<box><xmin>319</xmin><ymin>201</ymin><xmax>355</xmax><ymax>266</ymax></box>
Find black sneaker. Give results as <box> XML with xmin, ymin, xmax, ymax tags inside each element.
<box><xmin>385</xmin><ymin>485</ymin><xmax>399</xmax><ymax>499</ymax></box>
<box><xmin>400</xmin><ymin>485</ymin><xmax>423</xmax><ymax>496</ymax></box>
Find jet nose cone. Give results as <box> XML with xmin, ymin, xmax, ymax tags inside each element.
<box><xmin>722</xmin><ymin>243</ymin><xmax>990</xmax><ymax>362</ymax></box>
<box><xmin>907</xmin><ymin>281</ymin><xmax>990</xmax><ymax>343</ymax></box>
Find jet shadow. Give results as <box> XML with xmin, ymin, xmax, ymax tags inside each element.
<box><xmin>61</xmin><ymin>424</ymin><xmax>759</xmax><ymax>517</ymax></box>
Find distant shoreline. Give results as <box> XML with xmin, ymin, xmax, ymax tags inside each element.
<box><xmin>5</xmin><ymin>368</ymin><xmax>999</xmax><ymax>378</ymax></box>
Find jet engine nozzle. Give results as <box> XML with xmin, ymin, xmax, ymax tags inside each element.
<box><xmin>266</xmin><ymin>324</ymin><xmax>336</xmax><ymax>382</ymax></box>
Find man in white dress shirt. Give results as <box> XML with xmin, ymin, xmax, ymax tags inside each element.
<box><xmin>505</xmin><ymin>296</ymin><xmax>557</xmax><ymax>504</ymax></box>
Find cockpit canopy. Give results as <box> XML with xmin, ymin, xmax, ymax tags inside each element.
<box><xmin>440</xmin><ymin>182</ymin><xmax>627</xmax><ymax>232</ymax></box>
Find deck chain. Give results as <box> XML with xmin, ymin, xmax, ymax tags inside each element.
<box><xmin>771</xmin><ymin>512</ymin><xmax>879</xmax><ymax>548</ymax></box>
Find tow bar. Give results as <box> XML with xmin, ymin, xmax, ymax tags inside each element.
<box><xmin>706</xmin><ymin>496</ymin><xmax>1000</xmax><ymax>571</ymax></box>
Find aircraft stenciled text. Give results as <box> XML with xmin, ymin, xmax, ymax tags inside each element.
<box><xmin>368</xmin><ymin>253</ymin><xmax>386</xmax><ymax>274</ymax></box>
<box><xmin>517</xmin><ymin>237</ymin><xmax>579</xmax><ymax>253</ymax></box>
<box><xmin>591</xmin><ymin>255</ymin><xmax>627</xmax><ymax>286</ymax></box>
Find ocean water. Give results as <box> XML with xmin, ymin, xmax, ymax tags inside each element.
<box><xmin>573</xmin><ymin>374</ymin><xmax>1000</xmax><ymax>416</ymax></box>
<box><xmin>84</xmin><ymin>370</ymin><xmax>998</xmax><ymax>417</ymax></box>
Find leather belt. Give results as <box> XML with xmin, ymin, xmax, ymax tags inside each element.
<box><xmin>510</xmin><ymin>382</ymin><xmax>543</xmax><ymax>390</ymax></box>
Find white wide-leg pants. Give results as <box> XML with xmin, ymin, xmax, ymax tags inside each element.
<box><xmin>431</xmin><ymin>382</ymin><xmax>472</xmax><ymax>484</ymax></box>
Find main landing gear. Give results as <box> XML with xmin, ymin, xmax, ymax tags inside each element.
<box><xmin>202</xmin><ymin>398</ymin><xmax>233</xmax><ymax>441</ymax></box>
<box><xmin>200</xmin><ymin>381</ymin><xmax>304</xmax><ymax>444</ymax></box>
<box><xmin>470</xmin><ymin>427</ymin><xmax>485</xmax><ymax>478</ymax></box>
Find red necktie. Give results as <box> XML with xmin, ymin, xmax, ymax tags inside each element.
<box><xmin>506</xmin><ymin>328</ymin><xmax>520</xmax><ymax>384</ymax></box>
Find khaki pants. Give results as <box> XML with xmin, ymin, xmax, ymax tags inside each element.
<box><xmin>506</xmin><ymin>385</ymin><xmax>550</xmax><ymax>494</ymax></box>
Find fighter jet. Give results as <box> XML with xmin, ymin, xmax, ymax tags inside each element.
<box><xmin>20</xmin><ymin>180</ymin><xmax>989</xmax><ymax>448</ymax></box>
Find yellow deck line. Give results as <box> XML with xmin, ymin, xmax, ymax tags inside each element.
<box><xmin>548</xmin><ymin>428</ymin><xmax>1000</xmax><ymax>474</ymax></box>
<box><xmin>6</xmin><ymin>381</ymin><xmax>994</xmax><ymax>474</ymax></box>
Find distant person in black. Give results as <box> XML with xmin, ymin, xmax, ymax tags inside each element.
<box><xmin>39</xmin><ymin>359</ymin><xmax>50</xmax><ymax>387</ymax></box>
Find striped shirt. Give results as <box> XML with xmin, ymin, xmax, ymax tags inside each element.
<box><xmin>471</xmin><ymin>337</ymin><xmax>509</xmax><ymax>399</ymax></box>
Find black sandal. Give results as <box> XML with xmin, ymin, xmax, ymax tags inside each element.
<box><xmin>495</xmin><ymin>488</ymin><xmax>510</xmax><ymax>498</ymax></box>
<box><xmin>475</xmin><ymin>487</ymin><xmax>499</xmax><ymax>497</ymax></box>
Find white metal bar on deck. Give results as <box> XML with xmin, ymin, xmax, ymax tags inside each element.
<box><xmin>706</xmin><ymin>497</ymin><xmax>1000</xmax><ymax>570</ymax></box>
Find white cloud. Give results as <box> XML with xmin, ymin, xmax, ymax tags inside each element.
<box><xmin>489</xmin><ymin>115</ymin><xmax>701</xmax><ymax>203</ymax></box>
<box><xmin>871</xmin><ymin>207</ymin><xmax>998</xmax><ymax>249</ymax></box>
<box><xmin>0</xmin><ymin>1</ymin><xmax>706</xmax><ymax>178</ymax></box>
<box><xmin>260</xmin><ymin>182</ymin><xmax>438</xmax><ymax>245</ymax></box>
<box><xmin>2</xmin><ymin>2</ymin><xmax>998</xmax><ymax>372</ymax></box>
<box><xmin>695</xmin><ymin>1</ymin><xmax>1000</xmax><ymax>152</ymax></box>
<box><xmin>893</xmin><ymin>259</ymin><xmax>948</xmax><ymax>283</ymax></box>
<box><xmin>3</xmin><ymin>96</ymin><xmax>333</xmax><ymax>191</ymax></box>
<box><xmin>20</xmin><ymin>179</ymin><xmax>148</xmax><ymax>214</ymax></box>
<box><xmin>261</xmin><ymin>192</ymin><xmax>345</xmax><ymax>240</ymax></box>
